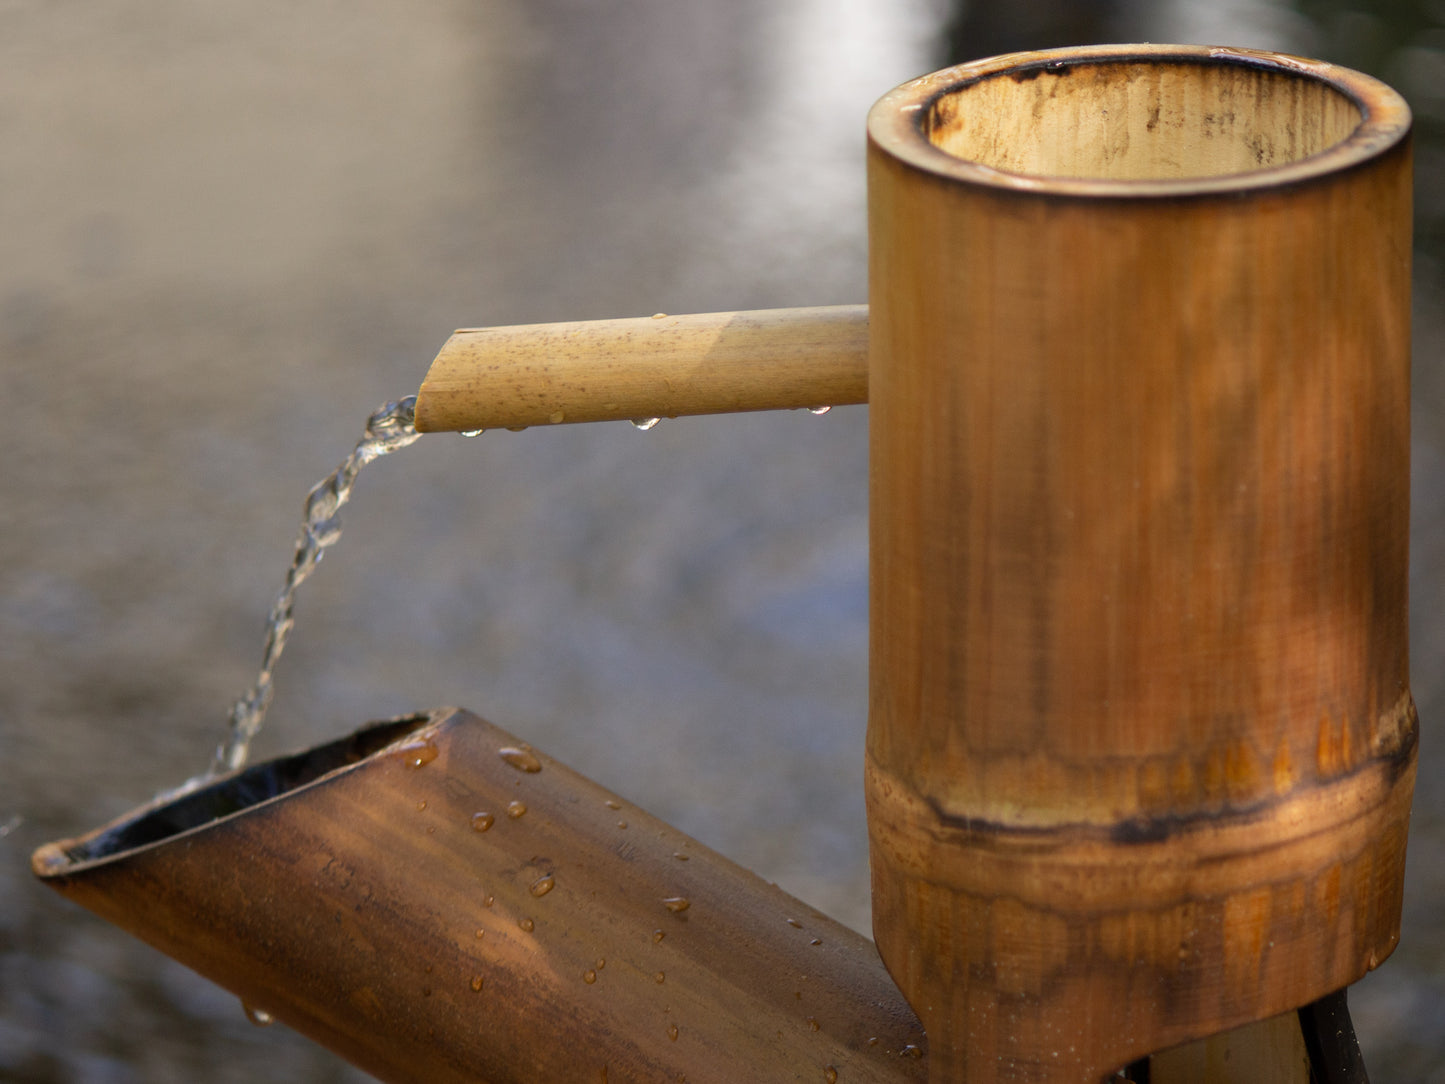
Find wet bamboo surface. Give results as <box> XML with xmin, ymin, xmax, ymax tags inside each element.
<box><xmin>865</xmin><ymin>46</ymin><xmax>1415</xmax><ymax>1081</ymax></box>
<box><xmin>34</xmin><ymin>709</ymin><xmax>927</xmax><ymax>1084</ymax></box>
<box><xmin>414</xmin><ymin>305</ymin><xmax>869</xmax><ymax>433</ymax></box>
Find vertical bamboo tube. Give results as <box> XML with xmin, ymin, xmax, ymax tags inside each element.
<box><xmin>865</xmin><ymin>45</ymin><xmax>1414</xmax><ymax>1082</ymax></box>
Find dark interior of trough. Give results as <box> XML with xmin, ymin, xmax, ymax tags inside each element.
<box><xmin>60</xmin><ymin>714</ymin><xmax>434</xmax><ymax>865</ymax></box>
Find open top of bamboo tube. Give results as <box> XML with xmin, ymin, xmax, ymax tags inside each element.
<box><xmin>871</xmin><ymin>43</ymin><xmax>1410</xmax><ymax>198</ymax></box>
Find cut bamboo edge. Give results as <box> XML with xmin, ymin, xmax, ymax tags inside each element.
<box><xmin>31</xmin><ymin>709</ymin><xmax>928</xmax><ymax>1084</ymax></box>
<box><xmin>413</xmin><ymin>304</ymin><xmax>869</xmax><ymax>432</ymax></box>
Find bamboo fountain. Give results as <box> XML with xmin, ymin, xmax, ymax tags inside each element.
<box><xmin>33</xmin><ymin>45</ymin><xmax>1414</xmax><ymax>1083</ymax></box>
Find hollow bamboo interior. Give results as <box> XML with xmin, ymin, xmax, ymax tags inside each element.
<box><xmin>34</xmin><ymin>708</ymin><xmax>927</xmax><ymax>1084</ymax></box>
<box><xmin>414</xmin><ymin>305</ymin><xmax>868</xmax><ymax>432</ymax></box>
<box><xmin>865</xmin><ymin>44</ymin><xmax>1414</xmax><ymax>1082</ymax></box>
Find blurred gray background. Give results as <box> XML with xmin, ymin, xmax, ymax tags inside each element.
<box><xmin>2</xmin><ymin>0</ymin><xmax>1441</xmax><ymax>1080</ymax></box>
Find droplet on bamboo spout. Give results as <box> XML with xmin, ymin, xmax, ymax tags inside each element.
<box><xmin>662</xmin><ymin>897</ymin><xmax>690</xmax><ymax>913</ymax></box>
<box><xmin>471</xmin><ymin>812</ymin><xmax>495</xmax><ymax>832</ymax></box>
<box><xmin>530</xmin><ymin>874</ymin><xmax>555</xmax><ymax>897</ymax></box>
<box><xmin>498</xmin><ymin>746</ymin><xmax>542</xmax><ymax>773</ymax></box>
<box><xmin>507</xmin><ymin>800</ymin><xmax>527</xmax><ymax>819</ymax></box>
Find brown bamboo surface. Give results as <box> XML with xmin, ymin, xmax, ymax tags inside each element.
<box><xmin>33</xmin><ymin>708</ymin><xmax>927</xmax><ymax>1084</ymax></box>
<box><xmin>413</xmin><ymin>304</ymin><xmax>868</xmax><ymax>432</ymax></box>
<box><xmin>865</xmin><ymin>45</ymin><xmax>1415</xmax><ymax>1082</ymax></box>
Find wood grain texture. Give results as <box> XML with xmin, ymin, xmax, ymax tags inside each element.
<box><xmin>35</xmin><ymin>709</ymin><xmax>926</xmax><ymax>1084</ymax></box>
<box><xmin>864</xmin><ymin>45</ymin><xmax>1414</xmax><ymax>1082</ymax></box>
<box><xmin>414</xmin><ymin>305</ymin><xmax>868</xmax><ymax>432</ymax></box>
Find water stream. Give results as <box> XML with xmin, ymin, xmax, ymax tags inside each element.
<box><xmin>206</xmin><ymin>395</ymin><xmax>424</xmax><ymax>777</ymax></box>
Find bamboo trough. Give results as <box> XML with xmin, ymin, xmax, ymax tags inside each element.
<box><xmin>34</xmin><ymin>709</ymin><xmax>928</xmax><ymax>1084</ymax></box>
<box><xmin>35</xmin><ymin>44</ymin><xmax>1414</xmax><ymax>1083</ymax></box>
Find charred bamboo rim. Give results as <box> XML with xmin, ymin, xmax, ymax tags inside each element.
<box><xmin>31</xmin><ymin>712</ymin><xmax>439</xmax><ymax>876</ymax></box>
<box><xmin>869</xmin><ymin>44</ymin><xmax>1411</xmax><ymax>198</ymax></box>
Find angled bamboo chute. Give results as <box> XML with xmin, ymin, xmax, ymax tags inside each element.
<box><xmin>34</xmin><ymin>709</ymin><xmax>927</xmax><ymax>1084</ymax></box>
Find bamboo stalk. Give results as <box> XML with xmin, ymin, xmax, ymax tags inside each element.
<box><xmin>413</xmin><ymin>304</ymin><xmax>868</xmax><ymax>432</ymax></box>
<box><xmin>34</xmin><ymin>709</ymin><xmax>926</xmax><ymax>1084</ymax></box>
<box><xmin>865</xmin><ymin>45</ymin><xmax>1414</xmax><ymax>1082</ymax></box>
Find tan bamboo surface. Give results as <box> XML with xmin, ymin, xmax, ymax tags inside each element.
<box><xmin>1149</xmin><ymin>1011</ymin><xmax>1309</xmax><ymax>1083</ymax></box>
<box><xmin>865</xmin><ymin>45</ymin><xmax>1415</xmax><ymax>1082</ymax></box>
<box><xmin>413</xmin><ymin>304</ymin><xmax>868</xmax><ymax>432</ymax></box>
<box><xmin>33</xmin><ymin>708</ymin><xmax>927</xmax><ymax>1084</ymax></box>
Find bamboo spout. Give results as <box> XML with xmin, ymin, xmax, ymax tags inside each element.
<box><xmin>414</xmin><ymin>304</ymin><xmax>868</xmax><ymax>432</ymax></box>
<box><xmin>33</xmin><ymin>708</ymin><xmax>926</xmax><ymax>1084</ymax></box>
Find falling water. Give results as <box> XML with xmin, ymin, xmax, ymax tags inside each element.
<box><xmin>196</xmin><ymin>393</ymin><xmax>830</xmax><ymax>781</ymax></box>
<box><xmin>206</xmin><ymin>395</ymin><xmax>423</xmax><ymax>777</ymax></box>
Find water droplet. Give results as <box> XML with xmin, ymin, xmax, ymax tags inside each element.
<box><xmin>617</xmin><ymin>820</ymin><xmax>628</xmax><ymax>829</ymax></box>
<box><xmin>530</xmin><ymin>874</ymin><xmax>556</xmax><ymax>897</ymax></box>
<box><xmin>595</xmin><ymin>958</ymin><xmax>606</xmax><ymax>969</ymax></box>
<box><xmin>460</xmin><ymin>429</ymin><xmax>485</xmax><ymax>437</ymax></box>
<box><xmin>243</xmin><ymin>1003</ymin><xmax>274</xmax><ymax>1027</ymax></box>
<box><xmin>506</xmin><ymin>425</ymin><xmax>528</xmax><ymax>432</ymax></box>
<box><xmin>471</xmin><ymin>812</ymin><xmax>495</xmax><ymax>832</ymax></box>
<box><xmin>866</xmin><ymin>1037</ymin><xmax>879</xmax><ymax>1048</ymax></box>
<box><xmin>652</xmin><ymin>929</ymin><xmax>665</xmax><ymax>943</ymax></box>
<box><xmin>548</xmin><ymin>410</ymin><xmax>566</xmax><ymax>424</ymax></box>
<box><xmin>470</xmin><ymin>976</ymin><xmax>484</xmax><ymax>992</ymax></box>
<box><xmin>498</xmin><ymin>746</ymin><xmax>542</xmax><ymax>773</ymax></box>
<box><xmin>416</xmin><ymin>800</ymin><xmax>428</xmax><ymax>812</ymax></box>
<box><xmin>604</xmin><ymin>799</ymin><xmax>622</xmax><ymax>810</ymax></box>
<box><xmin>507</xmin><ymin>800</ymin><xmax>527</xmax><ymax>819</ymax></box>
<box><xmin>667</xmin><ymin>1023</ymin><xmax>680</xmax><ymax>1041</ymax></box>
<box><xmin>787</xmin><ymin>918</ymin><xmax>803</xmax><ymax>928</ymax></box>
<box><xmin>654</xmin><ymin>971</ymin><xmax>665</xmax><ymax>984</ymax></box>
<box><xmin>397</xmin><ymin>739</ymin><xmax>439</xmax><ymax>769</ymax></box>
<box><xmin>807</xmin><ymin>1017</ymin><xmax>820</xmax><ymax>1032</ymax></box>
<box><xmin>808</xmin><ymin>405</ymin><xmax>832</xmax><ymax>415</ymax></box>
<box><xmin>583</xmin><ymin>969</ymin><xmax>598</xmax><ymax>984</ymax></box>
<box><xmin>902</xmin><ymin>1044</ymin><xmax>923</xmax><ymax>1059</ymax></box>
<box><xmin>426</xmin><ymin>825</ymin><xmax>436</xmax><ymax>835</ymax></box>
<box><xmin>652</xmin><ymin>312</ymin><xmax>667</xmax><ymax>319</ymax></box>
<box><xmin>672</xmin><ymin>852</ymin><xmax>689</xmax><ymax>861</ymax></box>
<box><xmin>475</xmin><ymin>928</ymin><xmax>486</xmax><ymax>939</ymax></box>
<box><xmin>631</xmin><ymin>417</ymin><xmax>661</xmax><ymax>431</ymax></box>
<box><xmin>484</xmin><ymin>895</ymin><xmax>495</xmax><ymax>908</ymax></box>
<box><xmin>421</xmin><ymin>986</ymin><xmax>433</xmax><ymax>997</ymax></box>
<box><xmin>825</xmin><ymin>1068</ymin><xmax>838</xmax><ymax>1083</ymax></box>
<box><xmin>519</xmin><ymin>917</ymin><xmax>535</xmax><ymax>932</ymax></box>
<box><xmin>662</xmin><ymin>897</ymin><xmax>690</xmax><ymax>913</ymax></box>
<box><xmin>810</xmin><ymin>938</ymin><xmax>823</xmax><ymax>946</ymax></box>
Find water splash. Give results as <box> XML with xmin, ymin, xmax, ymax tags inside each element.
<box><xmin>208</xmin><ymin>395</ymin><xmax>423</xmax><ymax>777</ymax></box>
